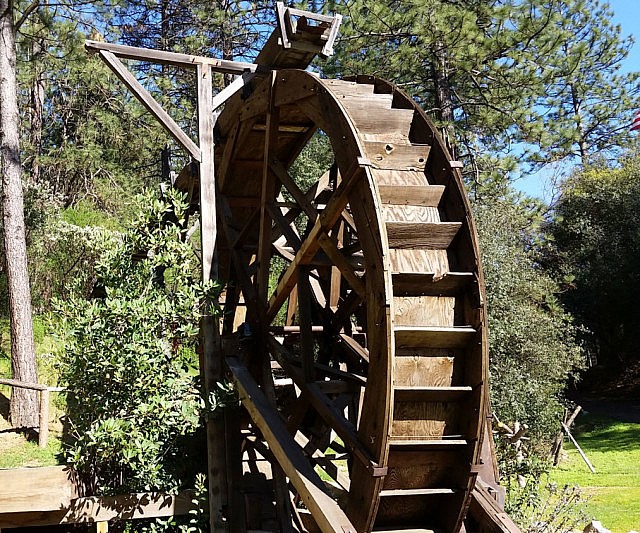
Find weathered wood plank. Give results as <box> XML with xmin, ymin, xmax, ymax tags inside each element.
<box><xmin>394</xmin><ymin>326</ymin><xmax>476</xmax><ymax>349</ymax></box>
<box><xmin>365</xmin><ymin>142</ymin><xmax>430</xmax><ymax>171</ymax></box>
<box><xmin>86</xmin><ymin>40</ymin><xmax>258</xmax><ymax>74</ymax></box>
<box><xmin>226</xmin><ymin>357</ymin><xmax>357</xmax><ymax>533</ymax></box>
<box><xmin>378</xmin><ymin>185</ymin><xmax>443</xmax><ymax>207</ymax></box>
<box><xmin>386</xmin><ymin>221</ymin><xmax>461</xmax><ymax>250</ymax></box>
<box><xmin>0</xmin><ymin>491</ymin><xmax>195</xmax><ymax>528</ymax></box>
<box><xmin>391</xmin><ymin>272</ymin><xmax>474</xmax><ymax>296</ymax></box>
<box><xmin>0</xmin><ymin>466</ymin><xmax>80</xmax><ymax>514</ymax></box>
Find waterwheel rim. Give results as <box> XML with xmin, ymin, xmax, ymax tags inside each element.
<box><xmin>216</xmin><ymin>70</ymin><xmax>489</xmax><ymax>533</ymax></box>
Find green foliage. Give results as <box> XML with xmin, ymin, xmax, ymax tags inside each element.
<box><xmin>55</xmin><ymin>188</ymin><xmax>219</xmax><ymax>495</ymax></box>
<box><xmin>325</xmin><ymin>0</ymin><xmax>639</xmax><ymax>178</ymax></box>
<box><xmin>547</xmin><ymin>155</ymin><xmax>640</xmax><ymax>368</ymax></box>
<box><xmin>473</xmin><ymin>194</ymin><xmax>585</xmax><ymax>439</ymax></box>
<box><xmin>496</xmin><ymin>431</ymin><xmax>589</xmax><ymax>531</ymax></box>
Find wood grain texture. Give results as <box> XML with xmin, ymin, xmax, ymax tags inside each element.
<box><xmin>395</xmin><ymin>326</ymin><xmax>476</xmax><ymax>349</ymax></box>
<box><xmin>378</xmin><ymin>185</ymin><xmax>444</xmax><ymax>207</ymax></box>
<box><xmin>364</xmin><ymin>142</ymin><xmax>430</xmax><ymax>171</ymax></box>
<box><xmin>394</xmin><ymin>352</ymin><xmax>456</xmax><ymax>388</ymax></box>
<box><xmin>371</xmin><ymin>169</ymin><xmax>430</xmax><ymax>186</ymax></box>
<box><xmin>0</xmin><ymin>491</ymin><xmax>195</xmax><ymax>528</ymax></box>
<box><xmin>393</xmin><ymin>295</ymin><xmax>455</xmax><ymax>327</ymax></box>
<box><xmin>389</xmin><ymin>249</ymin><xmax>450</xmax><ymax>276</ymax></box>
<box><xmin>386</xmin><ymin>221</ymin><xmax>462</xmax><ymax>250</ymax></box>
<box><xmin>391</xmin><ymin>400</ymin><xmax>460</xmax><ymax>438</ymax></box>
<box><xmin>381</xmin><ymin>205</ymin><xmax>439</xmax><ymax>223</ymax></box>
<box><xmin>0</xmin><ymin>467</ymin><xmax>80</xmax><ymax>514</ymax></box>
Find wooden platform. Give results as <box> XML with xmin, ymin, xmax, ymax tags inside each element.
<box><xmin>0</xmin><ymin>467</ymin><xmax>194</xmax><ymax>529</ymax></box>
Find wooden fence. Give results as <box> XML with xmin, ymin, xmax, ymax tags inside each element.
<box><xmin>0</xmin><ymin>378</ymin><xmax>64</xmax><ymax>447</ymax></box>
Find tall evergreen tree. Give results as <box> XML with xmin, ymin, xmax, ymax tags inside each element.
<box><xmin>1</xmin><ymin>0</ymin><xmax>38</xmax><ymax>428</ymax></box>
<box><xmin>527</xmin><ymin>0</ymin><xmax>640</xmax><ymax>166</ymax></box>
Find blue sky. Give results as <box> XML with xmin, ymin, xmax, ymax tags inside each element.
<box><xmin>512</xmin><ymin>0</ymin><xmax>640</xmax><ymax>201</ymax></box>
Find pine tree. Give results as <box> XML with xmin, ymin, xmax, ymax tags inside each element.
<box><xmin>1</xmin><ymin>0</ymin><xmax>38</xmax><ymax>428</ymax></box>
<box><xmin>527</xmin><ymin>0</ymin><xmax>640</xmax><ymax>166</ymax></box>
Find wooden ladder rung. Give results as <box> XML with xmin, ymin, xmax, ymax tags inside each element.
<box><xmin>391</xmin><ymin>271</ymin><xmax>474</xmax><ymax>296</ymax></box>
<box><xmin>378</xmin><ymin>184</ymin><xmax>443</xmax><ymax>207</ymax></box>
<box><xmin>379</xmin><ymin>488</ymin><xmax>457</xmax><ymax>497</ymax></box>
<box><xmin>386</xmin><ymin>221</ymin><xmax>462</xmax><ymax>250</ymax></box>
<box><xmin>394</xmin><ymin>386</ymin><xmax>473</xmax><ymax>402</ymax></box>
<box><xmin>394</xmin><ymin>325</ymin><xmax>476</xmax><ymax>349</ymax></box>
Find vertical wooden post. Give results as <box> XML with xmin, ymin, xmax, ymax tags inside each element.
<box><xmin>298</xmin><ymin>266</ymin><xmax>315</xmax><ymax>383</ymax></box>
<box><xmin>96</xmin><ymin>521</ymin><xmax>108</xmax><ymax>533</ymax></box>
<box><xmin>38</xmin><ymin>388</ymin><xmax>49</xmax><ymax>448</ymax></box>
<box><xmin>197</xmin><ymin>62</ymin><xmax>227</xmax><ymax>532</ymax></box>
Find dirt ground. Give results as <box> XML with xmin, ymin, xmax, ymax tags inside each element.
<box><xmin>0</xmin><ymin>391</ymin><xmax>28</xmax><ymax>456</ymax></box>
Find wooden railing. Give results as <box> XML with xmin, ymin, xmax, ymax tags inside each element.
<box><xmin>0</xmin><ymin>378</ymin><xmax>64</xmax><ymax>447</ymax></box>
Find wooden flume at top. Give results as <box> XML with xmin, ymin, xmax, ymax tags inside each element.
<box><xmin>0</xmin><ymin>4</ymin><xmax>520</xmax><ymax>533</ymax></box>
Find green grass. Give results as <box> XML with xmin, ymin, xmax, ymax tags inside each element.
<box><xmin>0</xmin><ymin>435</ymin><xmax>62</xmax><ymax>469</ymax></box>
<box><xmin>550</xmin><ymin>413</ymin><xmax>640</xmax><ymax>532</ymax></box>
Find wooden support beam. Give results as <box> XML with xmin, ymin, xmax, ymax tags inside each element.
<box><xmin>38</xmin><ymin>388</ymin><xmax>49</xmax><ymax>448</ymax></box>
<box><xmin>195</xmin><ymin>63</ymin><xmax>227</xmax><ymax>532</ymax></box>
<box><xmin>227</xmin><ymin>357</ymin><xmax>357</xmax><ymax>533</ymax></box>
<box><xmin>267</xmin><ymin>336</ymin><xmax>382</xmax><ymax>477</ymax></box>
<box><xmin>211</xmin><ymin>71</ymin><xmax>256</xmax><ymax>111</ymax></box>
<box><xmin>86</xmin><ymin>40</ymin><xmax>259</xmax><ymax>74</ymax></box>
<box><xmin>97</xmin><ymin>50</ymin><xmax>201</xmax><ymax>161</ymax></box>
<box><xmin>562</xmin><ymin>422</ymin><xmax>596</xmax><ymax>473</ymax></box>
<box><xmin>298</xmin><ymin>265</ymin><xmax>316</xmax><ymax>382</ymax></box>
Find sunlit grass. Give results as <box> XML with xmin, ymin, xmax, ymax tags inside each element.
<box><xmin>550</xmin><ymin>413</ymin><xmax>640</xmax><ymax>532</ymax></box>
<box><xmin>0</xmin><ymin>434</ymin><xmax>62</xmax><ymax>469</ymax></box>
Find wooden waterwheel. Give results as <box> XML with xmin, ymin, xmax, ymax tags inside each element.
<box><xmin>87</xmin><ymin>5</ymin><xmax>511</xmax><ymax>530</ymax></box>
<box><xmin>213</xmin><ymin>69</ymin><xmax>490</xmax><ymax>532</ymax></box>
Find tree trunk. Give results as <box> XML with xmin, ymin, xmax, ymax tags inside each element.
<box><xmin>0</xmin><ymin>0</ymin><xmax>39</xmax><ymax>428</ymax></box>
<box><xmin>431</xmin><ymin>37</ymin><xmax>457</xmax><ymax>159</ymax></box>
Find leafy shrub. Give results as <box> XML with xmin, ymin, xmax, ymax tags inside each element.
<box><xmin>496</xmin><ymin>429</ymin><xmax>589</xmax><ymax>531</ymax></box>
<box><xmin>55</xmin><ymin>188</ymin><xmax>219</xmax><ymax>495</ymax></box>
<box><xmin>473</xmin><ymin>195</ymin><xmax>585</xmax><ymax>440</ymax></box>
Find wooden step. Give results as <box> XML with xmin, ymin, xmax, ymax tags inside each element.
<box><xmin>395</xmin><ymin>326</ymin><xmax>476</xmax><ymax>349</ymax></box>
<box><xmin>379</xmin><ymin>184</ymin><xmax>444</xmax><ymax>207</ymax></box>
<box><xmin>347</xmin><ymin>108</ymin><xmax>415</xmax><ymax>143</ymax></box>
<box><xmin>394</xmin><ymin>386</ymin><xmax>472</xmax><ymax>402</ymax></box>
<box><xmin>365</xmin><ymin>142</ymin><xmax>430</xmax><ymax>171</ymax></box>
<box><xmin>388</xmin><ymin>437</ymin><xmax>469</xmax><ymax>448</ymax></box>
<box><xmin>379</xmin><ymin>488</ymin><xmax>457</xmax><ymax>497</ymax></box>
<box><xmin>338</xmin><ymin>94</ymin><xmax>394</xmax><ymax>110</ymax></box>
<box><xmin>386</xmin><ymin>221</ymin><xmax>462</xmax><ymax>250</ymax></box>
<box><xmin>391</xmin><ymin>272</ymin><xmax>474</xmax><ymax>296</ymax></box>
<box><xmin>323</xmin><ymin>79</ymin><xmax>378</xmax><ymax>97</ymax></box>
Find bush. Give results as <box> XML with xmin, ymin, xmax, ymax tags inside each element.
<box><xmin>55</xmin><ymin>188</ymin><xmax>219</xmax><ymax>495</ymax></box>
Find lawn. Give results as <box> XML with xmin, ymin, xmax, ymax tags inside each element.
<box><xmin>550</xmin><ymin>412</ymin><xmax>640</xmax><ymax>533</ymax></box>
